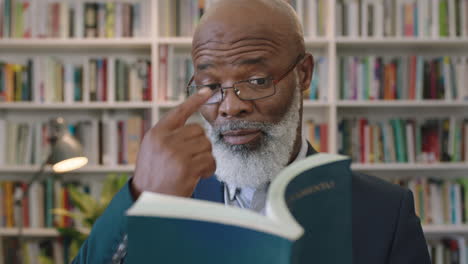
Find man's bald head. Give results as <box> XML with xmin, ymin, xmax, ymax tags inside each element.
<box><xmin>192</xmin><ymin>0</ymin><xmax>305</xmax><ymax>62</ymax></box>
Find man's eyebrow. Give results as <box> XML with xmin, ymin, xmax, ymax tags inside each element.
<box><xmin>197</xmin><ymin>62</ymin><xmax>215</xmax><ymax>71</ymax></box>
<box><xmin>233</xmin><ymin>57</ymin><xmax>267</xmax><ymax>66</ymax></box>
<box><xmin>197</xmin><ymin>57</ymin><xmax>267</xmax><ymax>71</ymax></box>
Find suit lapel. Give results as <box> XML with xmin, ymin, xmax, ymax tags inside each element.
<box><xmin>192</xmin><ymin>176</ymin><xmax>224</xmax><ymax>203</ymax></box>
<box><xmin>306</xmin><ymin>142</ymin><xmax>317</xmax><ymax>156</ymax></box>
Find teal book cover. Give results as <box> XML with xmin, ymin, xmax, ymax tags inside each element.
<box><xmin>126</xmin><ymin>153</ymin><xmax>352</xmax><ymax>264</ymax></box>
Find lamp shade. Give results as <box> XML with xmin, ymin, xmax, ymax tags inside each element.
<box><xmin>48</xmin><ymin>118</ymin><xmax>88</xmax><ymax>173</ymax></box>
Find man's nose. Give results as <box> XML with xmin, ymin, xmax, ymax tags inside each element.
<box><xmin>218</xmin><ymin>88</ymin><xmax>254</xmax><ymax>118</ymax></box>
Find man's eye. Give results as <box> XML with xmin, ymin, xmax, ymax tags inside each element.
<box><xmin>248</xmin><ymin>78</ymin><xmax>267</xmax><ymax>86</ymax></box>
<box><xmin>204</xmin><ymin>84</ymin><xmax>221</xmax><ymax>90</ymax></box>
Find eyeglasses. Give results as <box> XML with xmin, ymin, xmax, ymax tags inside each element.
<box><xmin>186</xmin><ymin>54</ymin><xmax>305</xmax><ymax>105</ymax></box>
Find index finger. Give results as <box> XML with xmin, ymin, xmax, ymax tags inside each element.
<box><xmin>159</xmin><ymin>87</ymin><xmax>213</xmax><ymax>130</ymax></box>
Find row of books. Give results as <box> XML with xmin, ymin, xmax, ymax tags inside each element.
<box><xmin>305</xmin><ymin>120</ymin><xmax>328</xmax><ymax>153</ymax></box>
<box><xmin>158</xmin><ymin>0</ymin><xmax>219</xmax><ymax>37</ymax></box>
<box><xmin>392</xmin><ymin>178</ymin><xmax>468</xmax><ymax>225</ymax></box>
<box><xmin>0</xmin><ymin>0</ymin><xmax>150</xmax><ymax>39</ymax></box>
<box><xmin>428</xmin><ymin>238</ymin><xmax>468</xmax><ymax>264</ymax></box>
<box><xmin>0</xmin><ymin>113</ymin><xmax>150</xmax><ymax>166</ymax></box>
<box><xmin>0</xmin><ymin>177</ymin><xmax>110</xmax><ymax>229</ymax></box>
<box><xmin>160</xmin><ymin>0</ymin><xmax>330</xmax><ymax>37</ymax></box>
<box><xmin>338</xmin><ymin>117</ymin><xmax>468</xmax><ymax>164</ymax></box>
<box><xmin>303</xmin><ymin>56</ymin><xmax>328</xmax><ymax>101</ymax></box>
<box><xmin>0</xmin><ymin>60</ymin><xmax>32</xmax><ymax>101</ymax></box>
<box><xmin>2</xmin><ymin>237</ymin><xmax>69</xmax><ymax>264</ymax></box>
<box><xmin>0</xmin><ymin>57</ymin><xmax>152</xmax><ymax>103</ymax></box>
<box><xmin>157</xmin><ymin>46</ymin><xmax>193</xmax><ymax>102</ymax></box>
<box><xmin>339</xmin><ymin>56</ymin><xmax>468</xmax><ymax>101</ymax></box>
<box><xmin>290</xmin><ymin>0</ymin><xmax>329</xmax><ymax>37</ymax></box>
<box><xmin>337</xmin><ymin>0</ymin><xmax>468</xmax><ymax>38</ymax></box>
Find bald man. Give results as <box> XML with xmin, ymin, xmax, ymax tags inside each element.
<box><xmin>73</xmin><ymin>1</ymin><xmax>431</xmax><ymax>263</ymax></box>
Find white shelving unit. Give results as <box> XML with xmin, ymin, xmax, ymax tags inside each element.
<box><xmin>0</xmin><ymin>228</ymin><xmax>61</xmax><ymax>237</ymax></box>
<box><xmin>336</xmin><ymin>37</ymin><xmax>468</xmax><ymax>47</ymax></box>
<box><xmin>0</xmin><ymin>38</ymin><xmax>153</xmax><ymax>49</ymax></box>
<box><xmin>423</xmin><ymin>225</ymin><xmax>468</xmax><ymax>236</ymax></box>
<box><xmin>0</xmin><ymin>102</ymin><xmax>154</xmax><ymax>110</ymax></box>
<box><xmin>0</xmin><ymin>165</ymin><xmax>135</xmax><ymax>174</ymax></box>
<box><xmin>1</xmin><ymin>0</ymin><xmax>468</xmax><ymax>239</ymax></box>
<box><xmin>337</xmin><ymin>100</ymin><xmax>468</xmax><ymax>108</ymax></box>
<box><xmin>1</xmin><ymin>225</ymin><xmax>467</xmax><ymax>238</ymax></box>
<box><xmin>0</xmin><ymin>228</ymin><xmax>89</xmax><ymax>237</ymax></box>
<box><xmin>352</xmin><ymin>163</ymin><xmax>468</xmax><ymax>179</ymax></box>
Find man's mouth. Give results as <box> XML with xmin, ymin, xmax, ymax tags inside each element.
<box><xmin>221</xmin><ymin>129</ymin><xmax>262</xmax><ymax>145</ymax></box>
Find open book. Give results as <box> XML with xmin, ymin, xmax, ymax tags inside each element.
<box><xmin>126</xmin><ymin>153</ymin><xmax>352</xmax><ymax>264</ymax></box>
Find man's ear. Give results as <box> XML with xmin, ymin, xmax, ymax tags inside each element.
<box><xmin>297</xmin><ymin>53</ymin><xmax>314</xmax><ymax>92</ymax></box>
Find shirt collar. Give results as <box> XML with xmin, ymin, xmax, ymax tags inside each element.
<box><xmin>225</xmin><ymin>133</ymin><xmax>308</xmax><ymax>201</ymax></box>
<box><xmin>295</xmin><ymin>131</ymin><xmax>309</xmax><ymax>163</ymax></box>
<box><xmin>227</xmin><ymin>184</ymin><xmax>238</xmax><ymax>201</ymax></box>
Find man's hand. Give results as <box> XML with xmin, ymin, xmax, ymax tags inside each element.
<box><xmin>131</xmin><ymin>88</ymin><xmax>216</xmax><ymax>199</ymax></box>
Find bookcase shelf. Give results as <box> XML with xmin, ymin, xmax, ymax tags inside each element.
<box><xmin>336</xmin><ymin>37</ymin><xmax>468</xmax><ymax>47</ymax></box>
<box><xmin>157</xmin><ymin>37</ymin><xmax>193</xmax><ymax>46</ymax></box>
<box><xmin>337</xmin><ymin>100</ymin><xmax>468</xmax><ymax>108</ymax></box>
<box><xmin>154</xmin><ymin>16</ymin><xmax>468</xmax><ymax>48</ymax></box>
<box><xmin>0</xmin><ymin>165</ymin><xmax>135</xmax><ymax>174</ymax></box>
<box><xmin>352</xmin><ymin>162</ymin><xmax>468</xmax><ymax>171</ymax></box>
<box><xmin>0</xmin><ymin>228</ymin><xmax>89</xmax><ymax>237</ymax></box>
<box><xmin>0</xmin><ymin>38</ymin><xmax>152</xmax><ymax>50</ymax></box>
<box><xmin>0</xmin><ymin>228</ymin><xmax>59</xmax><ymax>237</ymax></box>
<box><xmin>157</xmin><ymin>100</ymin><xmax>331</xmax><ymax>109</ymax></box>
<box><xmin>422</xmin><ymin>225</ymin><xmax>468</xmax><ymax>236</ymax></box>
<box><xmin>351</xmin><ymin>163</ymin><xmax>468</xmax><ymax>179</ymax></box>
<box><xmin>303</xmin><ymin>37</ymin><xmax>330</xmax><ymax>47</ymax></box>
<box><xmin>0</xmin><ymin>102</ymin><xmax>153</xmax><ymax>110</ymax></box>
<box><xmin>156</xmin><ymin>37</ymin><xmax>331</xmax><ymax>48</ymax></box>
<box><xmin>303</xmin><ymin>100</ymin><xmax>330</xmax><ymax>107</ymax></box>
<box><xmin>0</xmin><ymin>226</ymin><xmax>466</xmax><ymax>237</ymax></box>
<box><xmin>156</xmin><ymin>101</ymin><xmax>184</xmax><ymax>108</ymax></box>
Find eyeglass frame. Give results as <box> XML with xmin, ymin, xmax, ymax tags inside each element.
<box><xmin>185</xmin><ymin>53</ymin><xmax>306</xmax><ymax>104</ymax></box>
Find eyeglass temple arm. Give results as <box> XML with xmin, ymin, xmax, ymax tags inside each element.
<box><xmin>273</xmin><ymin>54</ymin><xmax>306</xmax><ymax>85</ymax></box>
<box><xmin>186</xmin><ymin>75</ymin><xmax>195</xmax><ymax>97</ymax></box>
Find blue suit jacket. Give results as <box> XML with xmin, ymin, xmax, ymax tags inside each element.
<box><xmin>73</xmin><ymin>145</ymin><xmax>431</xmax><ymax>263</ymax></box>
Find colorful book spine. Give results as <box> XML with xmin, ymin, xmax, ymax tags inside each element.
<box><xmin>340</xmin><ymin>55</ymin><xmax>466</xmax><ymax>101</ymax></box>
<box><xmin>336</xmin><ymin>0</ymin><xmax>467</xmax><ymax>38</ymax></box>
<box><xmin>339</xmin><ymin>117</ymin><xmax>468</xmax><ymax>164</ymax></box>
<box><xmin>306</xmin><ymin>120</ymin><xmax>328</xmax><ymax>153</ymax></box>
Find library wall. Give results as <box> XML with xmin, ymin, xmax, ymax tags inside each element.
<box><xmin>0</xmin><ymin>0</ymin><xmax>468</xmax><ymax>263</ymax></box>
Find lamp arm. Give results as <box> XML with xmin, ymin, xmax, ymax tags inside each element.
<box><xmin>15</xmin><ymin>155</ymin><xmax>51</xmax><ymax>243</ymax></box>
<box><xmin>24</xmin><ymin>156</ymin><xmax>50</xmax><ymax>197</ymax></box>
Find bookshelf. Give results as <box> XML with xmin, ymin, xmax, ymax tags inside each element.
<box><xmin>0</xmin><ymin>228</ymin><xmax>89</xmax><ymax>237</ymax></box>
<box><xmin>335</xmin><ymin>37</ymin><xmax>468</xmax><ymax>47</ymax></box>
<box><xmin>1</xmin><ymin>0</ymin><xmax>468</xmax><ymax>261</ymax></box>
<box><xmin>0</xmin><ymin>165</ymin><xmax>135</xmax><ymax>174</ymax></box>
<box><xmin>337</xmin><ymin>100</ymin><xmax>468</xmax><ymax>107</ymax></box>
<box><xmin>0</xmin><ymin>225</ymin><xmax>465</xmax><ymax>237</ymax></box>
<box><xmin>0</xmin><ymin>38</ymin><xmax>153</xmax><ymax>49</ymax></box>
<box><xmin>424</xmin><ymin>225</ymin><xmax>468</xmax><ymax>236</ymax></box>
<box><xmin>0</xmin><ymin>228</ymin><xmax>60</xmax><ymax>237</ymax></box>
<box><xmin>0</xmin><ymin>102</ymin><xmax>153</xmax><ymax>110</ymax></box>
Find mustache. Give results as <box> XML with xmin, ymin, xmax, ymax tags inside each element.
<box><xmin>210</xmin><ymin>120</ymin><xmax>274</xmax><ymax>135</ymax></box>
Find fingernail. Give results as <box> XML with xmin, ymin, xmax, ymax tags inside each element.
<box><xmin>198</xmin><ymin>87</ymin><xmax>211</xmax><ymax>95</ymax></box>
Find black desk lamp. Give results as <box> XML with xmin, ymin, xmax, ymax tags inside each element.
<box><xmin>14</xmin><ymin>117</ymin><xmax>88</xmax><ymax>241</ymax></box>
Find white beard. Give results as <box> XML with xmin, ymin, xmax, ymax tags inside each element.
<box><xmin>204</xmin><ymin>86</ymin><xmax>301</xmax><ymax>188</ymax></box>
